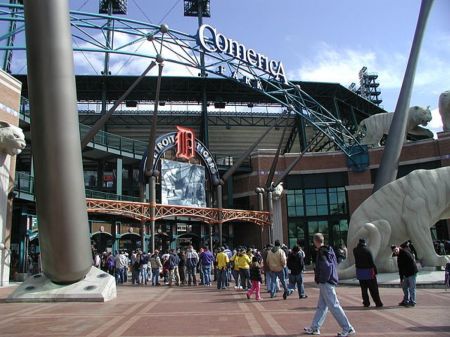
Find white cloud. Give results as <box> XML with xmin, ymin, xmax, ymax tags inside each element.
<box><xmin>73</xmin><ymin>31</ymin><xmax>199</xmax><ymax>77</ymax></box>
<box><xmin>290</xmin><ymin>40</ymin><xmax>450</xmax><ymax>133</ymax></box>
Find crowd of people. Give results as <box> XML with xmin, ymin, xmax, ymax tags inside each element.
<box><xmin>90</xmin><ymin>234</ymin><xmax>445</xmax><ymax>337</ymax></box>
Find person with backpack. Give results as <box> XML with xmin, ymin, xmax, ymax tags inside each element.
<box><xmin>287</xmin><ymin>245</ymin><xmax>308</xmax><ymax>299</ymax></box>
<box><xmin>185</xmin><ymin>245</ymin><xmax>199</xmax><ymax>286</ymax></box>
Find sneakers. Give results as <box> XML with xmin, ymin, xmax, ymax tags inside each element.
<box><xmin>300</xmin><ymin>294</ymin><xmax>308</xmax><ymax>299</ymax></box>
<box><xmin>304</xmin><ymin>327</ymin><xmax>320</xmax><ymax>335</ymax></box>
<box><xmin>337</xmin><ymin>327</ymin><xmax>356</xmax><ymax>336</ymax></box>
<box><xmin>283</xmin><ymin>291</ymin><xmax>288</xmax><ymax>300</ymax></box>
<box><xmin>246</xmin><ymin>293</ymin><xmax>250</xmax><ymax>300</ymax></box>
<box><xmin>398</xmin><ymin>301</ymin><xmax>409</xmax><ymax>307</ymax></box>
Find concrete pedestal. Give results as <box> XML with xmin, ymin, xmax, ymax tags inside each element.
<box><xmin>340</xmin><ymin>270</ymin><xmax>447</xmax><ymax>288</ymax></box>
<box><xmin>272</xmin><ymin>198</ymin><xmax>284</xmax><ymax>243</ymax></box>
<box><xmin>6</xmin><ymin>267</ymin><xmax>116</xmax><ymax>302</ymax></box>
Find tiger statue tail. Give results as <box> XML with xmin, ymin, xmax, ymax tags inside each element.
<box><xmin>338</xmin><ymin>220</ymin><xmax>392</xmax><ymax>279</ymax></box>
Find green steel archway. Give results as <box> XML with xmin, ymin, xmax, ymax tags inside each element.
<box><xmin>0</xmin><ymin>3</ymin><xmax>365</xmax><ymax>159</ymax></box>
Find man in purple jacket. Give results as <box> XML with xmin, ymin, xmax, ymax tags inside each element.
<box><xmin>304</xmin><ymin>233</ymin><xmax>355</xmax><ymax>337</ymax></box>
<box><xmin>199</xmin><ymin>246</ymin><xmax>214</xmax><ymax>286</ymax></box>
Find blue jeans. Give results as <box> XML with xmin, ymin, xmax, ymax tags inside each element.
<box><xmin>217</xmin><ymin>268</ymin><xmax>227</xmax><ymax>289</ymax></box>
<box><xmin>288</xmin><ymin>273</ymin><xmax>306</xmax><ymax>297</ymax></box>
<box><xmin>270</xmin><ymin>270</ymin><xmax>289</xmax><ymax>297</ymax></box>
<box><xmin>311</xmin><ymin>283</ymin><xmax>353</xmax><ymax>332</ymax></box>
<box><xmin>402</xmin><ymin>275</ymin><xmax>416</xmax><ymax>304</ymax></box>
<box><xmin>232</xmin><ymin>269</ymin><xmax>240</xmax><ymax>287</ymax></box>
<box><xmin>151</xmin><ymin>268</ymin><xmax>160</xmax><ymax>285</ymax></box>
<box><xmin>139</xmin><ymin>267</ymin><xmax>148</xmax><ymax>285</ymax></box>
<box><xmin>202</xmin><ymin>265</ymin><xmax>211</xmax><ymax>285</ymax></box>
<box><xmin>115</xmin><ymin>267</ymin><xmax>124</xmax><ymax>284</ymax></box>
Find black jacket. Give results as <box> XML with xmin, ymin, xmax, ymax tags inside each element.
<box><xmin>287</xmin><ymin>251</ymin><xmax>305</xmax><ymax>275</ymax></box>
<box><xmin>353</xmin><ymin>243</ymin><xmax>377</xmax><ymax>272</ymax></box>
<box><xmin>397</xmin><ymin>248</ymin><xmax>418</xmax><ymax>280</ymax></box>
<box><xmin>249</xmin><ymin>265</ymin><xmax>263</xmax><ymax>282</ymax></box>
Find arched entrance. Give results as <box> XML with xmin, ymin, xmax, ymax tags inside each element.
<box><xmin>91</xmin><ymin>232</ymin><xmax>114</xmax><ymax>253</ymax></box>
<box><xmin>119</xmin><ymin>233</ymin><xmax>141</xmax><ymax>254</ymax></box>
<box><xmin>176</xmin><ymin>233</ymin><xmax>200</xmax><ymax>251</ymax></box>
<box><xmin>154</xmin><ymin>233</ymin><xmax>171</xmax><ymax>253</ymax></box>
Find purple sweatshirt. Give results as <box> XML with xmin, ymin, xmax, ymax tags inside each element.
<box><xmin>314</xmin><ymin>245</ymin><xmax>339</xmax><ymax>285</ymax></box>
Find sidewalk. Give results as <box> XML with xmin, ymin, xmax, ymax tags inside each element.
<box><xmin>0</xmin><ymin>272</ymin><xmax>449</xmax><ymax>337</ymax></box>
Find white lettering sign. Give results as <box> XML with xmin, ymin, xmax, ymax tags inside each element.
<box><xmin>198</xmin><ymin>24</ymin><xmax>288</xmax><ymax>84</ymax></box>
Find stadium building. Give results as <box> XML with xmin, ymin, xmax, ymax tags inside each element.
<box><xmin>0</xmin><ymin>1</ymin><xmax>448</xmax><ymax>280</ymax></box>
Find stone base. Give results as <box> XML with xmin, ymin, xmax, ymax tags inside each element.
<box><xmin>340</xmin><ymin>270</ymin><xmax>447</xmax><ymax>288</ymax></box>
<box><xmin>6</xmin><ymin>266</ymin><xmax>116</xmax><ymax>302</ymax></box>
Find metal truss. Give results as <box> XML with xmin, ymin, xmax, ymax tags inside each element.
<box><xmin>86</xmin><ymin>198</ymin><xmax>270</xmax><ymax>226</ymax></box>
<box><xmin>0</xmin><ymin>3</ymin><xmax>366</xmax><ymax>159</ymax></box>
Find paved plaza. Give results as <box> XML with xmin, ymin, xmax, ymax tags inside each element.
<box><xmin>0</xmin><ymin>273</ymin><xmax>449</xmax><ymax>337</ymax></box>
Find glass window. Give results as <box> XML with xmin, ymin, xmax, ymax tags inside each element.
<box><xmin>288</xmin><ymin>206</ymin><xmax>296</xmax><ymax>217</ymax></box>
<box><xmin>287</xmin><ymin>195</ymin><xmax>295</xmax><ymax>207</ymax></box>
<box><xmin>317</xmin><ymin>205</ymin><xmax>328</xmax><ymax>216</ymax></box>
<box><xmin>295</xmin><ymin>194</ymin><xmax>304</xmax><ymax>205</ymax></box>
<box><xmin>316</xmin><ymin>193</ymin><xmax>328</xmax><ymax>205</ymax></box>
<box><xmin>306</xmin><ymin>206</ymin><xmax>317</xmax><ymax>216</ymax></box>
<box><xmin>305</xmin><ymin>194</ymin><xmax>316</xmax><ymax>205</ymax></box>
<box><xmin>295</xmin><ymin>206</ymin><xmax>304</xmax><ymax>216</ymax></box>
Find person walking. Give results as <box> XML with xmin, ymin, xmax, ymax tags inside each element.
<box><xmin>216</xmin><ymin>247</ymin><xmax>229</xmax><ymax>289</ymax></box>
<box><xmin>304</xmin><ymin>233</ymin><xmax>355</xmax><ymax>336</ymax></box>
<box><xmin>266</xmin><ymin>240</ymin><xmax>291</xmax><ymax>300</ymax></box>
<box><xmin>246</xmin><ymin>256</ymin><xmax>263</xmax><ymax>300</ymax></box>
<box><xmin>391</xmin><ymin>244</ymin><xmax>418</xmax><ymax>307</ymax></box>
<box><xmin>353</xmin><ymin>239</ymin><xmax>383</xmax><ymax>307</ymax></box>
<box><xmin>230</xmin><ymin>249</ymin><xmax>241</xmax><ymax>289</ymax></box>
<box><xmin>287</xmin><ymin>245</ymin><xmax>308</xmax><ymax>299</ymax></box>
<box><xmin>185</xmin><ymin>245</ymin><xmax>199</xmax><ymax>286</ymax></box>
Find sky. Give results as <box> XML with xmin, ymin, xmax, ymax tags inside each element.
<box><xmin>2</xmin><ymin>0</ymin><xmax>450</xmax><ymax>133</ymax></box>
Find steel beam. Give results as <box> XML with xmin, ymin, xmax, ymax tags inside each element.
<box><xmin>23</xmin><ymin>0</ymin><xmax>92</xmax><ymax>283</ymax></box>
<box><xmin>374</xmin><ymin>0</ymin><xmax>433</xmax><ymax>192</ymax></box>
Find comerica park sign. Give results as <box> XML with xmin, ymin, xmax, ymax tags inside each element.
<box><xmin>198</xmin><ymin>24</ymin><xmax>288</xmax><ymax>84</ymax></box>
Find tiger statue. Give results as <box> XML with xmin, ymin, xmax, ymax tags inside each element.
<box><xmin>357</xmin><ymin>106</ymin><xmax>433</xmax><ymax>147</ymax></box>
<box><xmin>0</xmin><ymin>121</ymin><xmax>26</xmax><ymax>156</ymax></box>
<box><xmin>272</xmin><ymin>182</ymin><xmax>284</xmax><ymax>200</ymax></box>
<box><xmin>439</xmin><ymin>90</ymin><xmax>450</xmax><ymax>132</ymax></box>
<box><xmin>338</xmin><ymin>167</ymin><xmax>450</xmax><ymax>279</ymax></box>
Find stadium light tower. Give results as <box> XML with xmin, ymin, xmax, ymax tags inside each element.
<box><xmin>98</xmin><ymin>0</ymin><xmax>127</xmax><ymax>116</ymax></box>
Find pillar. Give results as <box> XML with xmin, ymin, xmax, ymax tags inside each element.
<box><xmin>23</xmin><ymin>0</ymin><xmax>92</xmax><ymax>283</ymax></box>
<box><xmin>116</xmin><ymin>157</ymin><xmax>122</xmax><ymax>196</ymax></box>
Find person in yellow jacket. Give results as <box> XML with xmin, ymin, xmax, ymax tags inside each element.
<box><xmin>230</xmin><ymin>250</ymin><xmax>241</xmax><ymax>289</ymax></box>
<box><xmin>236</xmin><ymin>248</ymin><xmax>251</xmax><ymax>290</ymax></box>
<box><xmin>216</xmin><ymin>247</ymin><xmax>229</xmax><ymax>289</ymax></box>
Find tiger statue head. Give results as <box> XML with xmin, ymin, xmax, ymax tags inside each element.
<box><xmin>272</xmin><ymin>182</ymin><xmax>284</xmax><ymax>200</ymax></box>
<box><xmin>0</xmin><ymin>121</ymin><xmax>26</xmax><ymax>156</ymax></box>
<box><xmin>409</xmin><ymin>105</ymin><xmax>432</xmax><ymax>127</ymax></box>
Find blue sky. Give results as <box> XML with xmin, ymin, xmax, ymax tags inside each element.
<box><xmin>2</xmin><ymin>0</ymin><xmax>450</xmax><ymax>132</ymax></box>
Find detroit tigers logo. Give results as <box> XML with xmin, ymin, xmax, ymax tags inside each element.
<box><xmin>176</xmin><ymin>126</ymin><xmax>195</xmax><ymax>160</ymax></box>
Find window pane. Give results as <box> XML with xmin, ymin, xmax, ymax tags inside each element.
<box><xmin>305</xmin><ymin>194</ymin><xmax>316</xmax><ymax>205</ymax></box>
<box><xmin>305</xmin><ymin>189</ymin><xmax>315</xmax><ymax>194</ymax></box>
<box><xmin>295</xmin><ymin>194</ymin><xmax>304</xmax><ymax>205</ymax></box>
<box><xmin>317</xmin><ymin>188</ymin><xmax>327</xmax><ymax>194</ymax></box>
<box><xmin>328</xmin><ymin>193</ymin><xmax>337</xmax><ymax>204</ymax></box>
<box><xmin>288</xmin><ymin>206</ymin><xmax>296</xmax><ymax>217</ymax></box>
<box><xmin>317</xmin><ymin>205</ymin><xmax>328</xmax><ymax>216</ymax></box>
<box><xmin>306</xmin><ymin>206</ymin><xmax>317</xmax><ymax>216</ymax></box>
<box><xmin>296</xmin><ymin>206</ymin><xmax>304</xmax><ymax>216</ymax></box>
<box><xmin>287</xmin><ymin>195</ymin><xmax>295</xmax><ymax>207</ymax></box>
<box><xmin>288</xmin><ymin>222</ymin><xmax>297</xmax><ymax>236</ymax></box>
<box><xmin>317</xmin><ymin>193</ymin><xmax>327</xmax><ymax>205</ymax></box>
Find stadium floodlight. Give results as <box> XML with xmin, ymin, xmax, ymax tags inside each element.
<box><xmin>184</xmin><ymin>0</ymin><xmax>210</xmax><ymax>17</ymax></box>
<box><xmin>99</xmin><ymin>0</ymin><xmax>127</xmax><ymax>15</ymax></box>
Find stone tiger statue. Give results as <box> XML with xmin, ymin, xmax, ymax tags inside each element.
<box><xmin>439</xmin><ymin>90</ymin><xmax>450</xmax><ymax>132</ymax></box>
<box><xmin>357</xmin><ymin>106</ymin><xmax>433</xmax><ymax>147</ymax></box>
<box><xmin>338</xmin><ymin>167</ymin><xmax>450</xmax><ymax>279</ymax></box>
<box><xmin>0</xmin><ymin>121</ymin><xmax>26</xmax><ymax>156</ymax></box>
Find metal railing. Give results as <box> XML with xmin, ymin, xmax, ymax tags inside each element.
<box><xmin>14</xmin><ymin>172</ymin><xmax>140</xmax><ymax>202</ymax></box>
<box><xmin>19</xmin><ymin>97</ymin><xmax>148</xmax><ymax>158</ymax></box>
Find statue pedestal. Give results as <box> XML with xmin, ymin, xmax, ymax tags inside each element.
<box><xmin>340</xmin><ymin>270</ymin><xmax>446</xmax><ymax>288</ymax></box>
<box><xmin>6</xmin><ymin>267</ymin><xmax>116</xmax><ymax>302</ymax></box>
